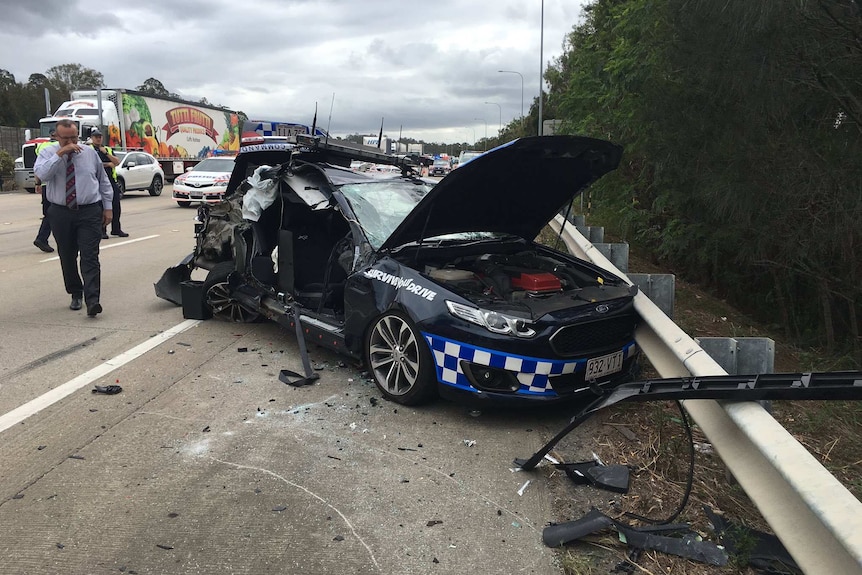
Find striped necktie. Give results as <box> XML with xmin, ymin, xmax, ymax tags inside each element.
<box><xmin>65</xmin><ymin>155</ymin><xmax>77</xmax><ymax>208</ymax></box>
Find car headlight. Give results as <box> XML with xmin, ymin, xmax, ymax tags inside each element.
<box><xmin>14</xmin><ymin>160</ymin><xmax>24</xmax><ymax>169</ymax></box>
<box><xmin>446</xmin><ymin>301</ymin><xmax>536</xmax><ymax>338</ymax></box>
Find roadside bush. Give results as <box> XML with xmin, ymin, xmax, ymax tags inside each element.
<box><xmin>0</xmin><ymin>149</ymin><xmax>13</xmax><ymax>191</ymax></box>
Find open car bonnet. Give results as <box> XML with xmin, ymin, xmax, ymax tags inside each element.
<box><xmin>379</xmin><ymin>136</ymin><xmax>622</xmax><ymax>250</ymax></box>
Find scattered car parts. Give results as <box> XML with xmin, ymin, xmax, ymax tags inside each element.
<box><xmin>543</xmin><ymin>508</ymin><xmax>728</xmax><ymax>566</ymax></box>
<box><xmin>555</xmin><ymin>460</ymin><xmax>630</xmax><ymax>493</ymax></box>
<box><xmin>515</xmin><ymin>371</ymin><xmax>862</xmax><ymax>470</ymax></box>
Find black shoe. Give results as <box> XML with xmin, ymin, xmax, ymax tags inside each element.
<box><xmin>111</xmin><ymin>231</ymin><xmax>129</xmax><ymax>237</ymax></box>
<box><xmin>34</xmin><ymin>239</ymin><xmax>54</xmax><ymax>253</ymax></box>
<box><xmin>70</xmin><ymin>296</ymin><xmax>83</xmax><ymax>311</ymax></box>
<box><xmin>87</xmin><ymin>303</ymin><xmax>102</xmax><ymax>317</ymax></box>
<box><xmin>101</xmin><ymin>232</ymin><xmax>109</xmax><ymax>240</ymax></box>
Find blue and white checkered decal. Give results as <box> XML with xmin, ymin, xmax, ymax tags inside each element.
<box><xmin>423</xmin><ymin>333</ymin><xmax>636</xmax><ymax>396</ymax></box>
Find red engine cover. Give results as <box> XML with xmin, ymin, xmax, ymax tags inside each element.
<box><xmin>511</xmin><ymin>272</ymin><xmax>562</xmax><ymax>292</ymax></box>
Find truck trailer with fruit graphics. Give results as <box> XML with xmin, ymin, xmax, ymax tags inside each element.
<box><xmin>33</xmin><ymin>89</ymin><xmax>241</xmax><ymax>180</ymax></box>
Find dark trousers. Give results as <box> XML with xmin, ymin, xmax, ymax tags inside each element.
<box><xmin>35</xmin><ymin>188</ymin><xmax>52</xmax><ymax>243</ymax></box>
<box><xmin>108</xmin><ymin>178</ymin><xmax>122</xmax><ymax>234</ymax></box>
<box><xmin>47</xmin><ymin>202</ymin><xmax>103</xmax><ymax>305</ymax></box>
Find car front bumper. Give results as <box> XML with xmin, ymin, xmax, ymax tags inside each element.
<box><xmin>423</xmin><ymin>332</ymin><xmax>639</xmax><ymax>404</ymax></box>
<box><xmin>14</xmin><ymin>168</ymin><xmax>34</xmax><ymax>191</ymax></box>
<box><xmin>173</xmin><ymin>185</ymin><xmax>227</xmax><ymax>203</ymax></box>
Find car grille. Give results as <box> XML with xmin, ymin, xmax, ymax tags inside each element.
<box><xmin>23</xmin><ymin>146</ymin><xmax>36</xmax><ymax>168</ymax></box>
<box><xmin>549</xmin><ymin>315</ymin><xmax>637</xmax><ymax>357</ymax></box>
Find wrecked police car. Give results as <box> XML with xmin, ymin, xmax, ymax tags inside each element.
<box><xmin>155</xmin><ymin>134</ymin><xmax>640</xmax><ymax>405</ymax></box>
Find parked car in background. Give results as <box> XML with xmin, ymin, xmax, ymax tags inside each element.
<box><xmin>172</xmin><ymin>156</ymin><xmax>236</xmax><ymax>207</ymax></box>
<box><xmin>429</xmin><ymin>158</ymin><xmax>451</xmax><ymax>177</ymax></box>
<box><xmin>156</xmin><ymin>135</ymin><xmax>641</xmax><ymax>407</ymax></box>
<box><xmin>115</xmin><ymin>151</ymin><xmax>165</xmax><ymax>196</ymax></box>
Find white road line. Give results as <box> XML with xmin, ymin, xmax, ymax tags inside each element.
<box><xmin>0</xmin><ymin>319</ymin><xmax>201</xmax><ymax>434</ymax></box>
<box><xmin>40</xmin><ymin>234</ymin><xmax>160</xmax><ymax>263</ymax></box>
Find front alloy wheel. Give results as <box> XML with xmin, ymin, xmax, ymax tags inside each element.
<box><xmin>366</xmin><ymin>312</ymin><xmax>436</xmax><ymax>405</ymax></box>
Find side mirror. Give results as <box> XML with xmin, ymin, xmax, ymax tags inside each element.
<box><xmin>186</xmin><ymin>166</ymin><xmax>194</xmax><ymax>172</ymax></box>
<box><xmin>126</xmin><ymin>161</ymin><xmax>137</xmax><ymax>168</ymax></box>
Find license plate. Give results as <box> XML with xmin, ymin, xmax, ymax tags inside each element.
<box><xmin>190</xmin><ymin>194</ymin><xmax>203</xmax><ymax>199</ymax></box>
<box><xmin>585</xmin><ymin>350</ymin><xmax>624</xmax><ymax>380</ymax></box>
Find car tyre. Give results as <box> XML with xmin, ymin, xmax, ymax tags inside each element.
<box><xmin>117</xmin><ymin>178</ymin><xmax>126</xmax><ymax>198</ymax></box>
<box><xmin>149</xmin><ymin>175</ymin><xmax>163</xmax><ymax>196</ymax></box>
<box><xmin>203</xmin><ymin>261</ymin><xmax>260</xmax><ymax>323</ymax></box>
<box><xmin>365</xmin><ymin>311</ymin><xmax>437</xmax><ymax>405</ymax></box>
<box><xmin>177</xmin><ymin>201</ymin><xmax>192</xmax><ymax>208</ymax></box>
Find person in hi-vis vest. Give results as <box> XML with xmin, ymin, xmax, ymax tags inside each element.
<box><xmin>33</xmin><ymin>132</ymin><xmax>59</xmax><ymax>252</ymax></box>
<box><xmin>90</xmin><ymin>129</ymin><xmax>126</xmax><ymax>238</ymax></box>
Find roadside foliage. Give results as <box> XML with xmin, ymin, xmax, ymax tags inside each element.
<box><xmin>545</xmin><ymin>0</ymin><xmax>861</xmax><ymax>366</ymax></box>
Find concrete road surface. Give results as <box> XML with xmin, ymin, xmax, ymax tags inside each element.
<box><xmin>0</xmin><ymin>188</ymin><xmax>607</xmax><ymax>574</ymax></box>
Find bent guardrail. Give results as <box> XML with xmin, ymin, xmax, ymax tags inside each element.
<box><xmin>550</xmin><ymin>216</ymin><xmax>862</xmax><ymax>574</ymax></box>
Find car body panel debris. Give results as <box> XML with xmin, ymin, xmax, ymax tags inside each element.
<box><xmin>543</xmin><ymin>508</ymin><xmax>728</xmax><ymax>566</ymax></box>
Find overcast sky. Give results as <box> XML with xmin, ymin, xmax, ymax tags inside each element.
<box><xmin>1</xmin><ymin>0</ymin><xmax>587</xmax><ymax>143</ymax></box>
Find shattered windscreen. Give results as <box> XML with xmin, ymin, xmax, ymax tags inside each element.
<box><xmin>339</xmin><ymin>180</ymin><xmax>433</xmax><ymax>249</ymax></box>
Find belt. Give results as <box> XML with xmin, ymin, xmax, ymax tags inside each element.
<box><xmin>51</xmin><ymin>201</ymin><xmax>102</xmax><ymax>210</ymax></box>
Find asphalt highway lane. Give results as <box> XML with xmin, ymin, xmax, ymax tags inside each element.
<box><xmin>0</xmin><ymin>188</ymin><xmax>596</xmax><ymax>574</ymax></box>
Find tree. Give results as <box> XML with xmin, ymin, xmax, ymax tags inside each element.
<box><xmin>136</xmin><ymin>77</ymin><xmax>170</xmax><ymax>96</ymax></box>
<box><xmin>547</xmin><ymin>0</ymin><xmax>861</xmax><ymax>363</ymax></box>
<box><xmin>45</xmin><ymin>63</ymin><xmax>104</xmax><ymax>96</ymax></box>
<box><xmin>27</xmin><ymin>73</ymin><xmax>48</xmax><ymax>88</ymax></box>
<box><xmin>0</xmin><ymin>69</ymin><xmax>15</xmax><ymax>90</ymax></box>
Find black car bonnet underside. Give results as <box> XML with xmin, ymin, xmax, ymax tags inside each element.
<box><xmin>380</xmin><ymin>136</ymin><xmax>623</xmax><ymax>250</ymax></box>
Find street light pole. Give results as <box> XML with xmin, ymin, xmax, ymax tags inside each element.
<box><xmin>498</xmin><ymin>70</ymin><xmax>524</xmax><ymax>130</ymax></box>
<box><xmin>464</xmin><ymin>126</ymin><xmax>475</xmax><ymax>146</ymax></box>
<box><xmin>538</xmin><ymin>0</ymin><xmax>544</xmax><ymax>136</ymax></box>
<box><xmin>484</xmin><ymin>102</ymin><xmax>502</xmax><ymax>137</ymax></box>
<box><xmin>474</xmin><ymin>118</ymin><xmax>487</xmax><ymax>150</ymax></box>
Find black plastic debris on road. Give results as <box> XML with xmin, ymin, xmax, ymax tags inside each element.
<box><xmin>543</xmin><ymin>508</ymin><xmax>727</xmax><ymax>566</ymax></box>
<box><xmin>278</xmin><ymin>368</ymin><xmax>319</xmax><ymax>387</ymax></box>
<box><xmin>272</xmin><ymin>506</ymin><xmax>287</xmax><ymax>512</ymax></box>
<box><xmin>333</xmin><ymin>535</ymin><xmax>345</xmax><ymax>541</ymax></box>
<box><xmin>555</xmin><ymin>460</ymin><xmax>630</xmax><ymax>493</ymax></box>
<box><xmin>704</xmin><ymin>506</ymin><xmax>801</xmax><ymax>574</ymax></box>
<box><xmin>92</xmin><ymin>385</ymin><xmax>122</xmax><ymax>395</ymax></box>
<box><xmin>156</xmin><ymin>544</ymin><xmax>174</xmax><ymax>550</ymax></box>
<box><xmin>68</xmin><ymin>455</ymin><xmax>85</xmax><ymax>460</ymax></box>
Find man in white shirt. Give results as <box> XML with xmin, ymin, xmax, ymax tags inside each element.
<box><xmin>34</xmin><ymin>119</ymin><xmax>113</xmax><ymax>317</ymax></box>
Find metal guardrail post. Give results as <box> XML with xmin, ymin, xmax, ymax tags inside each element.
<box><xmin>629</xmin><ymin>273</ymin><xmax>675</xmax><ymax>319</ymax></box>
<box><xmin>549</xmin><ymin>216</ymin><xmax>862</xmax><ymax>572</ymax></box>
<box><xmin>696</xmin><ymin>337</ymin><xmax>775</xmax><ymax>375</ymax></box>
<box><xmin>595</xmin><ymin>242</ymin><xmax>630</xmax><ymax>273</ymax></box>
